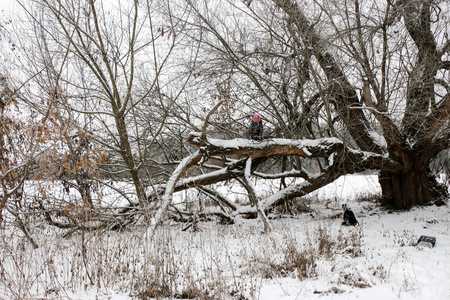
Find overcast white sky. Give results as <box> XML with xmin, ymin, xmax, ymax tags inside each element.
<box><xmin>0</xmin><ymin>0</ymin><xmax>15</xmax><ymax>15</ymax></box>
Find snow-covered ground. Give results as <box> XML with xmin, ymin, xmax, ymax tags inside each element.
<box><xmin>257</xmin><ymin>205</ymin><xmax>450</xmax><ymax>300</ymax></box>
<box><xmin>1</xmin><ymin>175</ymin><xmax>449</xmax><ymax>300</ymax></box>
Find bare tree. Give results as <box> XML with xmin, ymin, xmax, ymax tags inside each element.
<box><xmin>151</xmin><ymin>0</ymin><xmax>449</xmax><ymax>228</ymax></box>
<box><xmin>271</xmin><ymin>0</ymin><xmax>450</xmax><ymax>208</ymax></box>
<box><xmin>0</xmin><ymin>73</ymin><xmax>50</xmax><ymax>248</ymax></box>
<box><xmin>10</xmin><ymin>0</ymin><xmax>196</xmax><ymax>217</ymax></box>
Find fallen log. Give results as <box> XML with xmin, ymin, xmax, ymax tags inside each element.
<box><xmin>148</xmin><ymin>132</ymin><xmax>401</xmax><ymax>234</ymax></box>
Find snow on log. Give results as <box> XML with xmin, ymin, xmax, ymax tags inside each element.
<box><xmin>188</xmin><ymin>132</ymin><xmax>344</xmax><ymax>158</ymax></box>
<box><xmin>150</xmin><ymin>150</ymin><xmax>202</xmax><ymax>235</ymax></box>
<box><xmin>148</xmin><ymin>132</ymin><xmax>402</xmax><ymax>230</ymax></box>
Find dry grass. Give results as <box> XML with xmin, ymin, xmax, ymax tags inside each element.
<box><xmin>0</xmin><ymin>209</ymin><xmax>370</xmax><ymax>299</ymax></box>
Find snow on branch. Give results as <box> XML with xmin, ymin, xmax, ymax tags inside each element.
<box><xmin>252</xmin><ymin>168</ymin><xmax>312</xmax><ymax>180</ymax></box>
<box><xmin>197</xmin><ymin>186</ymin><xmax>238</xmax><ymax>211</ymax></box>
<box><xmin>150</xmin><ymin>150</ymin><xmax>202</xmax><ymax>235</ymax></box>
<box><xmin>149</xmin><ymin>132</ymin><xmax>401</xmax><ymax>232</ymax></box>
<box><xmin>188</xmin><ymin>132</ymin><xmax>344</xmax><ymax>158</ymax></box>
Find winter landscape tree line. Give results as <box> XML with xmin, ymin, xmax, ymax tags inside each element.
<box><xmin>0</xmin><ymin>0</ymin><xmax>449</xmax><ymax>243</ymax></box>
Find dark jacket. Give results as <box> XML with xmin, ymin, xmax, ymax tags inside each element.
<box><xmin>248</xmin><ymin>120</ymin><xmax>263</xmax><ymax>140</ymax></box>
<box><xmin>342</xmin><ymin>209</ymin><xmax>358</xmax><ymax>226</ymax></box>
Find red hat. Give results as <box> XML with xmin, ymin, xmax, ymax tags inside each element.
<box><xmin>253</xmin><ymin>114</ymin><xmax>261</xmax><ymax>120</ymax></box>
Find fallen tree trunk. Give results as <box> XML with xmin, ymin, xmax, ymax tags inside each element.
<box><xmin>188</xmin><ymin>132</ymin><xmax>345</xmax><ymax>158</ymax></box>
<box><xmin>148</xmin><ymin>132</ymin><xmax>401</xmax><ymax>232</ymax></box>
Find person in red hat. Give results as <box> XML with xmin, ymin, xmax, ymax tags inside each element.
<box><xmin>248</xmin><ymin>114</ymin><xmax>263</xmax><ymax>140</ymax></box>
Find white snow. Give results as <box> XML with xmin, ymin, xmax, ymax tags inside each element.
<box><xmin>1</xmin><ymin>175</ymin><xmax>449</xmax><ymax>300</ymax></box>
<box><xmin>192</xmin><ymin>133</ymin><xmax>343</xmax><ymax>152</ymax></box>
<box><xmin>152</xmin><ymin>150</ymin><xmax>202</xmax><ymax>233</ymax></box>
<box><xmin>368</xmin><ymin>130</ymin><xmax>388</xmax><ymax>148</ymax></box>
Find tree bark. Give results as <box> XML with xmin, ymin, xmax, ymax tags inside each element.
<box><xmin>378</xmin><ymin>150</ymin><xmax>446</xmax><ymax>209</ymax></box>
<box><xmin>379</xmin><ymin>170</ymin><xmax>431</xmax><ymax>209</ymax></box>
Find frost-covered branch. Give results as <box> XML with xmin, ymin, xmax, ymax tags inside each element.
<box><xmin>150</xmin><ymin>133</ymin><xmax>400</xmax><ymax>225</ymax></box>
<box><xmin>243</xmin><ymin>158</ymin><xmax>271</xmax><ymax>232</ymax></box>
<box><xmin>150</xmin><ymin>150</ymin><xmax>203</xmax><ymax>235</ymax></box>
<box><xmin>197</xmin><ymin>186</ymin><xmax>238</xmax><ymax>211</ymax></box>
<box><xmin>188</xmin><ymin>132</ymin><xmax>345</xmax><ymax>158</ymax></box>
<box><xmin>253</xmin><ymin>168</ymin><xmax>311</xmax><ymax>180</ymax></box>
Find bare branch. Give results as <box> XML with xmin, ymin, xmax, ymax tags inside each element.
<box><xmin>151</xmin><ymin>150</ymin><xmax>203</xmax><ymax>236</ymax></box>
<box><xmin>272</xmin><ymin>0</ymin><xmax>381</xmax><ymax>153</ymax></box>
<box><xmin>422</xmin><ymin>94</ymin><xmax>450</xmax><ymax>147</ymax></box>
<box><xmin>202</xmin><ymin>100</ymin><xmax>224</xmax><ymax>142</ymax></box>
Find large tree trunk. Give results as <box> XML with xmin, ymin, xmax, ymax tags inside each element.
<box><xmin>379</xmin><ymin>169</ymin><xmax>431</xmax><ymax>209</ymax></box>
<box><xmin>381</xmin><ymin>0</ymin><xmax>449</xmax><ymax>209</ymax></box>
<box><xmin>380</xmin><ymin>166</ymin><xmax>448</xmax><ymax>209</ymax></box>
<box><xmin>378</xmin><ymin>149</ymin><xmax>447</xmax><ymax>209</ymax></box>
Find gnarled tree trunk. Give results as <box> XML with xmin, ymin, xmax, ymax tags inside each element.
<box><xmin>272</xmin><ymin>0</ymin><xmax>449</xmax><ymax>209</ymax></box>
<box><xmin>380</xmin><ymin>169</ymin><xmax>431</xmax><ymax>209</ymax></box>
<box><xmin>380</xmin><ymin>150</ymin><xmax>448</xmax><ymax>209</ymax></box>
<box><xmin>379</xmin><ymin>153</ymin><xmax>431</xmax><ymax>209</ymax></box>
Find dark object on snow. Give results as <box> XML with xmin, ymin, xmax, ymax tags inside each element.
<box><xmin>417</xmin><ymin>235</ymin><xmax>436</xmax><ymax>248</ymax></box>
<box><xmin>248</xmin><ymin>114</ymin><xmax>263</xmax><ymax>141</ymax></box>
<box><xmin>342</xmin><ymin>204</ymin><xmax>358</xmax><ymax>226</ymax></box>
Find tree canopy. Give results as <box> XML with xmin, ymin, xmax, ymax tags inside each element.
<box><xmin>0</xmin><ymin>0</ymin><xmax>449</xmax><ymax>235</ymax></box>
